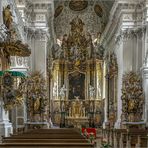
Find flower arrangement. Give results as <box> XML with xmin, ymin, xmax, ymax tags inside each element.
<box><xmin>83</xmin><ymin>129</ymin><xmax>88</xmax><ymax>137</ymax></box>
<box><xmin>101</xmin><ymin>138</ymin><xmax>112</xmax><ymax>148</ymax></box>
<box><xmin>88</xmin><ymin>132</ymin><xmax>95</xmax><ymax>144</ymax></box>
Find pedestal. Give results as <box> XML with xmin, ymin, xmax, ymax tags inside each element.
<box><xmin>0</xmin><ymin>104</ymin><xmax>13</xmax><ymax>140</ymax></box>
<box><xmin>0</xmin><ymin>122</ymin><xmax>13</xmax><ymax>137</ymax></box>
<box><xmin>25</xmin><ymin>122</ymin><xmax>48</xmax><ymax>130</ymax></box>
<box><xmin>66</xmin><ymin>117</ymin><xmax>89</xmax><ymax>128</ymax></box>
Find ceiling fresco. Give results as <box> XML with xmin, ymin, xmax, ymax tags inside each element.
<box><xmin>53</xmin><ymin>0</ymin><xmax>114</xmax><ymax>40</ymax></box>
<box><xmin>69</xmin><ymin>0</ymin><xmax>88</xmax><ymax>11</ymax></box>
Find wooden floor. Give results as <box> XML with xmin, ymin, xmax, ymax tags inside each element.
<box><xmin>0</xmin><ymin>128</ymin><xmax>94</xmax><ymax>148</ymax></box>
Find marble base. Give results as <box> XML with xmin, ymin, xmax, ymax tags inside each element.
<box><xmin>0</xmin><ymin>122</ymin><xmax>13</xmax><ymax>139</ymax></box>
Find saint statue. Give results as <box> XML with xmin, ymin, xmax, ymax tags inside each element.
<box><xmin>53</xmin><ymin>82</ymin><xmax>57</xmax><ymax>97</ymax></box>
<box><xmin>3</xmin><ymin>5</ymin><xmax>13</xmax><ymax>30</ymax></box>
<box><xmin>34</xmin><ymin>97</ymin><xmax>40</xmax><ymax>112</ymax></box>
<box><xmin>89</xmin><ymin>85</ymin><xmax>95</xmax><ymax>99</ymax></box>
<box><xmin>74</xmin><ymin>96</ymin><xmax>81</xmax><ymax>117</ymax></box>
<box><xmin>59</xmin><ymin>84</ymin><xmax>67</xmax><ymax>100</ymax></box>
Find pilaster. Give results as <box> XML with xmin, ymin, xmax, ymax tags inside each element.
<box><xmin>142</xmin><ymin>67</ymin><xmax>148</xmax><ymax>126</ymax></box>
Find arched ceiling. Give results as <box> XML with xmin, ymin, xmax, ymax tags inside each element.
<box><xmin>53</xmin><ymin>0</ymin><xmax>114</xmax><ymax>40</ymax></box>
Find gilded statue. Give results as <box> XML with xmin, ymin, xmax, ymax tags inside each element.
<box><xmin>34</xmin><ymin>97</ymin><xmax>40</xmax><ymax>112</ymax></box>
<box><xmin>71</xmin><ymin>96</ymin><xmax>81</xmax><ymax>117</ymax></box>
<box><xmin>3</xmin><ymin>5</ymin><xmax>13</xmax><ymax>30</ymax></box>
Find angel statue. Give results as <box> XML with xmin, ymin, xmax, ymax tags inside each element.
<box><xmin>89</xmin><ymin>85</ymin><xmax>95</xmax><ymax>99</ymax></box>
<box><xmin>59</xmin><ymin>84</ymin><xmax>67</xmax><ymax>100</ymax></box>
<box><xmin>3</xmin><ymin>5</ymin><xmax>13</xmax><ymax>30</ymax></box>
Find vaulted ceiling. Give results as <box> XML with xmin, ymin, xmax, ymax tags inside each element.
<box><xmin>54</xmin><ymin>0</ymin><xmax>115</xmax><ymax>39</ymax></box>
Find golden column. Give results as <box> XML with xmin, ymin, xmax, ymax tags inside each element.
<box><xmin>52</xmin><ymin>60</ymin><xmax>60</xmax><ymax>100</ymax></box>
<box><xmin>96</xmin><ymin>60</ymin><xmax>103</xmax><ymax>100</ymax></box>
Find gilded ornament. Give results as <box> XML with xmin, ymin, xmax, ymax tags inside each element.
<box><xmin>23</xmin><ymin>71</ymin><xmax>47</xmax><ymax>121</ymax></box>
<box><xmin>0</xmin><ymin>41</ymin><xmax>31</xmax><ymax>57</ymax></box>
<box><xmin>1</xmin><ymin>72</ymin><xmax>24</xmax><ymax>111</ymax></box>
<box><xmin>121</xmin><ymin>72</ymin><xmax>144</xmax><ymax>122</ymax></box>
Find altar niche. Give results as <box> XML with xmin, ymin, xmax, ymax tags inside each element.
<box><xmin>68</xmin><ymin>71</ymin><xmax>85</xmax><ymax>100</ymax></box>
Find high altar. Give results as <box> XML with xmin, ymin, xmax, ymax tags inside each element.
<box><xmin>49</xmin><ymin>17</ymin><xmax>104</xmax><ymax>127</ymax></box>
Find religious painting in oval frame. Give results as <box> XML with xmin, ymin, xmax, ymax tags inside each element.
<box><xmin>54</xmin><ymin>5</ymin><xmax>64</xmax><ymax>18</ymax></box>
<box><xmin>69</xmin><ymin>0</ymin><xmax>88</xmax><ymax>11</ymax></box>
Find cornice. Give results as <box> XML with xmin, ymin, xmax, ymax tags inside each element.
<box><xmin>120</xmin><ymin>25</ymin><xmax>145</xmax><ymax>39</ymax></box>
<box><xmin>101</xmin><ymin>0</ymin><xmax>144</xmax><ymax>50</ymax></box>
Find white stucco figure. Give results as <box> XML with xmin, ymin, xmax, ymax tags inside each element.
<box><xmin>59</xmin><ymin>84</ymin><xmax>67</xmax><ymax>99</ymax></box>
<box><xmin>89</xmin><ymin>85</ymin><xmax>95</xmax><ymax>99</ymax></box>
<box><xmin>53</xmin><ymin>82</ymin><xmax>57</xmax><ymax>97</ymax></box>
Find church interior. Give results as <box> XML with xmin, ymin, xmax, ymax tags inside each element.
<box><xmin>0</xmin><ymin>0</ymin><xmax>148</xmax><ymax>147</ymax></box>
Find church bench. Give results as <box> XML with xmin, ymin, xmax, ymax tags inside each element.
<box><xmin>4</xmin><ymin>135</ymin><xmax>84</xmax><ymax>139</ymax></box>
<box><xmin>0</xmin><ymin>142</ymin><xmax>94</xmax><ymax>148</ymax></box>
<box><xmin>2</xmin><ymin>138</ymin><xmax>88</xmax><ymax>143</ymax></box>
<box><xmin>25</xmin><ymin>128</ymin><xmax>79</xmax><ymax>132</ymax></box>
<box><xmin>1</xmin><ymin>129</ymin><xmax>93</xmax><ymax>147</ymax></box>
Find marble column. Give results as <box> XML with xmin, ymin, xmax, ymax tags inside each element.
<box><xmin>114</xmin><ymin>41</ymin><xmax>123</xmax><ymax>129</ymax></box>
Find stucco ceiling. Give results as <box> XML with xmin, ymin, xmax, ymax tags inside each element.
<box><xmin>53</xmin><ymin>0</ymin><xmax>115</xmax><ymax>39</ymax></box>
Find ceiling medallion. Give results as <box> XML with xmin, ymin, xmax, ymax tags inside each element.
<box><xmin>94</xmin><ymin>4</ymin><xmax>103</xmax><ymax>17</ymax></box>
<box><xmin>54</xmin><ymin>5</ymin><xmax>64</xmax><ymax>18</ymax></box>
<box><xmin>69</xmin><ymin>0</ymin><xmax>88</xmax><ymax>11</ymax></box>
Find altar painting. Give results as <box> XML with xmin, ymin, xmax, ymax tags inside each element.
<box><xmin>68</xmin><ymin>72</ymin><xmax>85</xmax><ymax>100</ymax></box>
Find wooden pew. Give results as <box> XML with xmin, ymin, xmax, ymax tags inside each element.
<box><xmin>0</xmin><ymin>143</ymin><xmax>94</xmax><ymax>148</ymax></box>
<box><xmin>0</xmin><ymin>128</ymin><xmax>94</xmax><ymax>148</ymax></box>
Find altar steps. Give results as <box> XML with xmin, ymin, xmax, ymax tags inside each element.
<box><xmin>0</xmin><ymin>128</ymin><xmax>94</xmax><ymax>148</ymax></box>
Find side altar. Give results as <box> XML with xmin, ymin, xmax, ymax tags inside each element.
<box><xmin>49</xmin><ymin>17</ymin><xmax>104</xmax><ymax>128</ymax></box>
